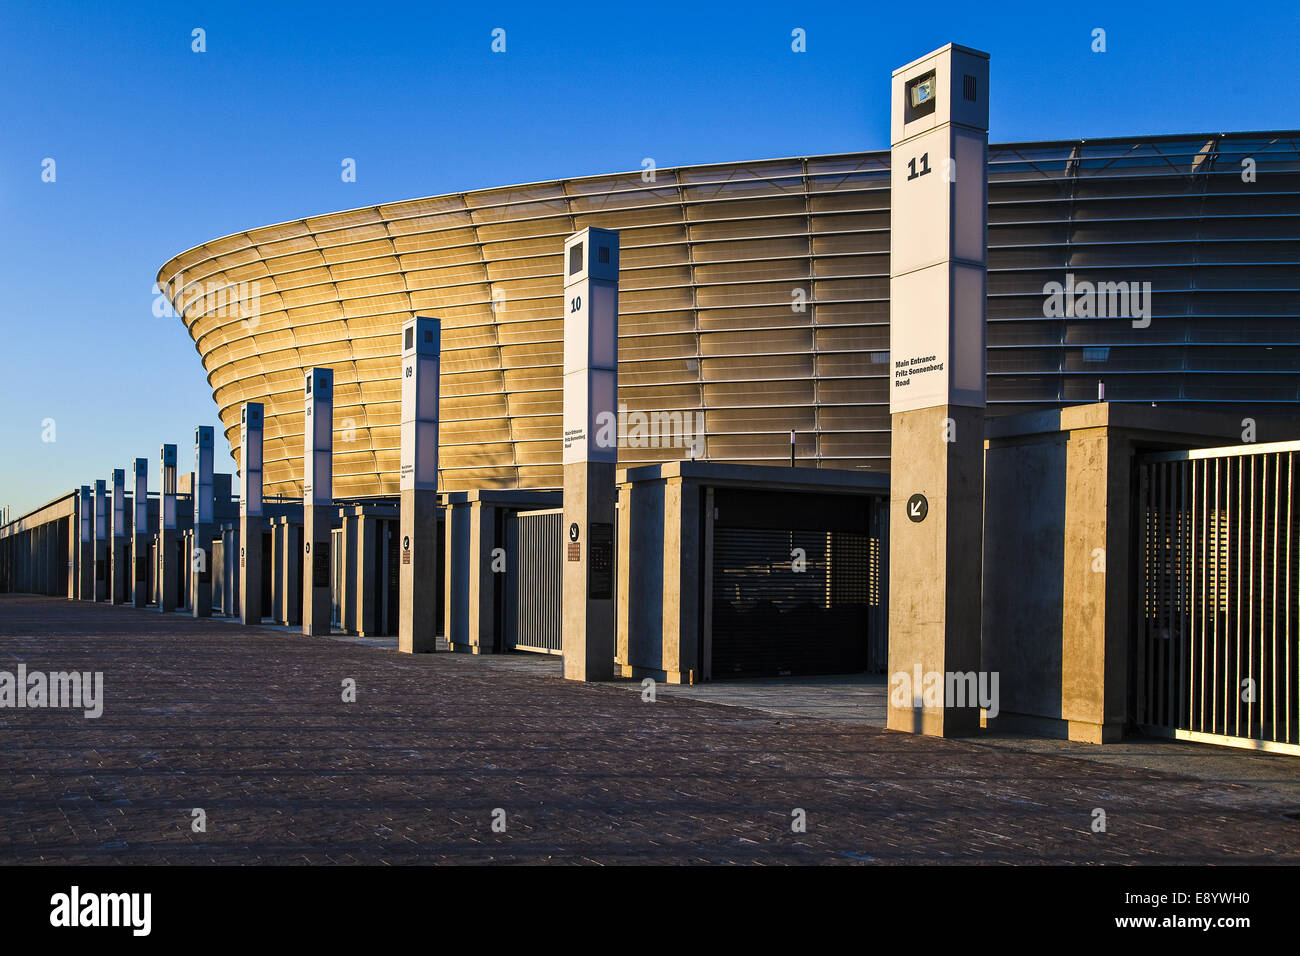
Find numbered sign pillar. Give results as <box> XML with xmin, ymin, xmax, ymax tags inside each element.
<box><xmin>131</xmin><ymin>458</ymin><xmax>149</xmax><ymax>606</ymax></box>
<box><xmin>158</xmin><ymin>444</ymin><xmax>179</xmax><ymax>612</ymax></box>
<box><xmin>398</xmin><ymin>317</ymin><xmax>441</xmax><ymax>653</ymax></box>
<box><xmin>886</xmin><ymin>44</ymin><xmax>989</xmax><ymax>737</ymax></box>
<box><xmin>92</xmin><ymin>479</ymin><xmax>108</xmax><ymax>602</ymax></box>
<box><xmin>239</xmin><ymin>403</ymin><xmax>264</xmax><ymax>625</ymax></box>
<box><xmin>110</xmin><ymin>469</ymin><xmax>128</xmax><ymax>605</ymax></box>
<box><xmin>76</xmin><ymin>485</ymin><xmax>92</xmax><ymax>601</ymax></box>
<box><xmin>190</xmin><ymin>426</ymin><xmax>215</xmax><ymax>617</ymax></box>
<box><xmin>561</xmin><ymin>227</ymin><xmax>620</xmax><ymax>681</ymax></box>
<box><xmin>303</xmin><ymin>368</ymin><xmax>334</xmax><ymax>636</ymax></box>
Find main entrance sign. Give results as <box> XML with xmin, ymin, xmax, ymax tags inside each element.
<box><xmin>889</xmin><ymin>45</ymin><xmax>989</xmax><ymax>414</ymax></box>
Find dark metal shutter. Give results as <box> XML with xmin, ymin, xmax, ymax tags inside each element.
<box><xmin>711</xmin><ymin>492</ymin><xmax>874</xmax><ymax>679</ymax></box>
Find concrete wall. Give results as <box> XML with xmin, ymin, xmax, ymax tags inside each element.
<box><xmin>981</xmin><ymin>403</ymin><xmax>1272</xmax><ymax>743</ymax></box>
<box><xmin>0</xmin><ymin>491</ymin><xmax>76</xmax><ymax>595</ymax></box>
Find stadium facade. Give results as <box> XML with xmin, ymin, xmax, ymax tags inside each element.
<box><xmin>157</xmin><ymin>131</ymin><xmax>1300</xmax><ymax>498</ymax></box>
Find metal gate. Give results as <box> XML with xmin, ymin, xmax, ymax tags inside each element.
<box><xmin>1135</xmin><ymin>441</ymin><xmax>1300</xmax><ymax>754</ymax></box>
<box><xmin>331</xmin><ymin>527</ymin><xmax>343</xmax><ymax>629</ymax></box>
<box><xmin>708</xmin><ymin>488</ymin><xmax>886</xmax><ymax>679</ymax></box>
<box><xmin>505</xmin><ymin>508</ymin><xmax>562</xmax><ymax>654</ymax></box>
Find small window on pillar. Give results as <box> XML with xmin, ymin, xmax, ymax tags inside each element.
<box><xmin>404</xmin><ymin>327</ymin><xmax>413</xmax><ymax>351</ymax></box>
<box><xmin>598</xmin><ymin>245</ymin><xmax>610</xmax><ymax>265</ymax></box>
<box><xmin>569</xmin><ymin>243</ymin><xmax>584</xmax><ymax>276</ymax></box>
<box><xmin>904</xmin><ymin>71</ymin><xmax>937</xmax><ymax>123</ymax></box>
<box><xmin>424</xmin><ymin>330</ymin><xmax>433</xmax><ymax>344</ymax></box>
<box><xmin>963</xmin><ymin>74</ymin><xmax>977</xmax><ymax>102</ymax></box>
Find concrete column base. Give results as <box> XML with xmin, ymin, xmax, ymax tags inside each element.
<box><xmin>303</xmin><ymin>505</ymin><xmax>332</xmax><ymax>636</ymax></box>
<box><xmin>885</xmin><ymin>405</ymin><xmax>986</xmax><ymax>739</ymax></box>
<box><xmin>111</xmin><ymin>539</ymin><xmax>129</xmax><ymax>605</ymax></box>
<box><xmin>132</xmin><ymin>533</ymin><xmax>149</xmax><ymax>607</ymax></box>
<box><xmin>562</xmin><ymin>460</ymin><xmax>617</xmax><ymax>682</ymax></box>
<box><xmin>399</xmin><ymin>489</ymin><xmax>439</xmax><ymax>653</ymax></box>
<box><xmin>191</xmin><ymin>524</ymin><xmax>213</xmax><ymax>617</ymax></box>
<box><xmin>983</xmin><ymin>711</ymin><xmax>1124</xmax><ymax>744</ymax></box>
<box><xmin>158</xmin><ymin>529</ymin><xmax>178</xmax><ymax>612</ymax></box>
<box><xmin>239</xmin><ymin>516</ymin><xmax>261</xmax><ymax>625</ymax></box>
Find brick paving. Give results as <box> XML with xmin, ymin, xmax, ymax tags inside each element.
<box><xmin>0</xmin><ymin>594</ymin><xmax>1296</xmax><ymax>864</ymax></box>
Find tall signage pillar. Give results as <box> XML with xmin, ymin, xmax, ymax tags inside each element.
<box><xmin>93</xmin><ymin>479</ymin><xmax>108</xmax><ymax>601</ymax></box>
<box><xmin>302</xmin><ymin>368</ymin><xmax>334</xmax><ymax>636</ymax></box>
<box><xmin>191</xmin><ymin>426</ymin><xmax>215</xmax><ymax>617</ymax></box>
<box><xmin>159</xmin><ymin>444</ymin><xmax>178</xmax><ymax>612</ymax></box>
<box><xmin>561</xmin><ymin>227</ymin><xmax>620</xmax><ymax>682</ymax></box>
<box><xmin>110</xmin><ymin>469</ymin><xmax>127</xmax><ymax>604</ymax></box>
<box><xmin>398</xmin><ymin>317</ymin><xmax>441</xmax><ymax>653</ymax></box>
<box><xmin>886</xmin><ymin>44</ymin><xmax>989</xmax><ymax>737</ymax></box>
<box><xmin>239</xmin><ymin>403</ymin><xmax>264</xmax><ymax>625</ymax></box>
<box><xmin>132</xmin><ymin>458</ymin><xmax>148</xmax><ymax>607</ymax></box>
<box><xmin>77</xmin><ymin>485</ymin><xmax>92</xmax><ymax>601</ymax></box>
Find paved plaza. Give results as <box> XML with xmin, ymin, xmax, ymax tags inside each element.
<box><xmin>0</xmin><ymin>595</ymin><xmax>1297</xmax><ymax>864</ymax></box>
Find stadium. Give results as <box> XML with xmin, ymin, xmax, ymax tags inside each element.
<box><xmin>156</xmin><ymin>131</ymin><xmax>1300</xmax><ymax>497</ymax></box>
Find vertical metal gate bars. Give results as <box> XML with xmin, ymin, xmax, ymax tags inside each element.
<box><xmin>1135</xmin><ymin>441</ymin><xmax>1300</xmax><ymax>754</ymax></box>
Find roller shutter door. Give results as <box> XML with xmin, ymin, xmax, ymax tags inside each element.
<box><xmin>710</xmin><ymin>489</ymin><xmax>876</xmax><ymax>678</ymax></box>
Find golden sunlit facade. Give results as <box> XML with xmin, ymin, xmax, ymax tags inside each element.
<box><xmin>158</xmin><ymin>132</ymin><xmax>1300</xmax><ymax>498</ymax></box>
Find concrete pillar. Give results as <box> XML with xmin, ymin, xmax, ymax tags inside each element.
<box><xmin>158</xmin><ymin>444</ymin><xmax>178</xmax><ymax>612</ymax></box>
<box><xmin>77</xmin><ymin>485</ymin><xmax>92</xmax><ymax>600</ymax></box>
<box><xmin>220</xmin><ymin>523</ymin><xmax>240</xmax><ymax>617</ymax></box>
<box><xmin>273</xmin><ymin>517</ymin><xmax>302</xmax><ymax>626</ymax></box>
<box><xmin>48</xmin><ymin>522</ymin><xmax>57</xmax><ymax>596</ymax></box>
<box><xmin>69</xmin><ymin>500</ymin><xmax>79</xmax><ymax>599</ymax></box>
<box><xmin>132</xmin><ymin>458</ymin><xmax>148</xmax><ymax>607</ymax></box>
<box><xmin>885</xmin><ymin>44</ymin><xmax>990</xmax><ymax>737</ymax></box>
<box><xmin>613</xmin><ymin>473</ymin><xmax>701</xmax><ymax>684</ymax></box>
<box><xmin>450</xmin><ymin>491</ymin><xmax>560</xmax><ymax>653</ymax></box>
<box><xmin>561</xmin><ymin>227</ymin><xmax>620</xmax><ymax>681</ymax></box>
<box><xmin>191</xmin><ymin>426</ymin><xmax>215</xmax><ymax>617</ymax></box>
<box><xmin>110</xmin><ymin>469</ymin><xmax>127</xmax><ymax>604</ymax></box>
<box><xmin>270</xmin><ymin>519</ymin><xmax>286</xmax><ymax>623</ymax></box>
<box><xmin>353</xmin><ymin>511</ymin><xmax>385</xmax><ymax>637</ymax></box>
<box><xmin>339</xmin><ymin>509</ymin><xmax>359</xmax><ymax>634</ymax></box>
<box><xmin>302</xmin><ymin>368</ymin><xmax>334</xmax><ymax>636</ymax></box>
<box><xmin>465</xmin><ymin>499</ymin><xmax>497</xmax><ymax>653</ymax></box>
<box><xmin>239</xmin><ymin>403</ymin><xmax>264</xmax><ymax>624</ymax></box>
<box><xmin>443</xmin><ymin>493</ymin><xmax>469</xmax><ymax>648</ymax></box>
<box><xmin>398</xmin><ymin>317</ymin><xmax>441</xmax><ymax>653</ymax></box>
<box><xmin>181</xmin><ymin>529</ymin><xmax>193</xmax><ymax>610</ymax></box>
<box><xmin>92</xmin><ymin>479</ymin><xmax>108</xmax><ymax>601</ymax></box>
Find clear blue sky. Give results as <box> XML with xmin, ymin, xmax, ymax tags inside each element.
<box><xmin>2</xmin><ymin>0</ymin><xmax>1297</xmax><ymax>516</ymax></box>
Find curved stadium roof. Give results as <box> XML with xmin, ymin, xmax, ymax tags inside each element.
<box><xmin>158</xmin><ymin>131</ymin><xmax>1300</xmax><ymax>498</ymax></box>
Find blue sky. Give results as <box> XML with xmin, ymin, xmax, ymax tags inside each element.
<box><xmin>1</xmin><ymin>0</ymin><xmax>1297</xmax><ymax>516</ymax></box>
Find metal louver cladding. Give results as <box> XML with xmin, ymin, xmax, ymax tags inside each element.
<box><xmin>157</xmin><ymin>132</ymin><xmax>1300</xmax><ymax>498</ymax></box>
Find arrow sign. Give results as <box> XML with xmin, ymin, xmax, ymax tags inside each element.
<box><xmin>907</xmin><ymin>493</ymin><xmax>929</xmax><ymax>523</ymax></box>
